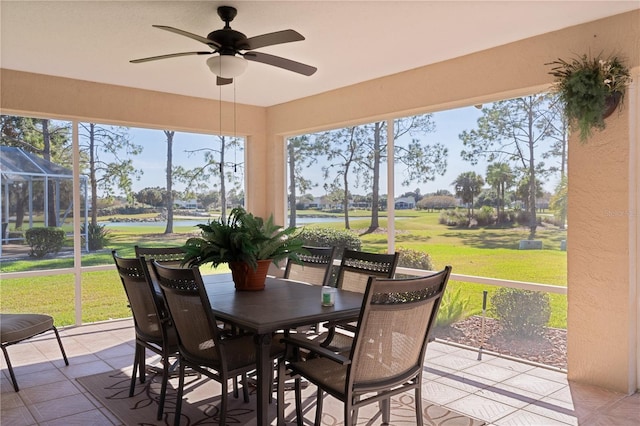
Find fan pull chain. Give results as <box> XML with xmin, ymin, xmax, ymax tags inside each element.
<box><xmin>233</xmin><ymin>81</ymin><xmax>238</xmax><ymax>175</ymax></box>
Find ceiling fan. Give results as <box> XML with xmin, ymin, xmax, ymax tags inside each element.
<box><xmin>130</xmin><ymin>5</ymin><xmax>317</xmax><ymax>85</ymax></box>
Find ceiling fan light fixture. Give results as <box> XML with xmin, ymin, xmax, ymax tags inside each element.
<box><xmin>206</xmin><ymin>55</ymin><xmax>248</xmax><ymax>78</ymax></box>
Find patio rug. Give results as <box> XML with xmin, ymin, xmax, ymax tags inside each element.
<box><xmin>77</xmin><ymin>368</ymin><xmax>486</xmax><ymax>425</ymax></box>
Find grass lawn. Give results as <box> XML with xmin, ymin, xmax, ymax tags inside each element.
<box><xmin>1</xmin><ymin>210</ymin><xmax>567</xmax><ymax>328</ymax></box>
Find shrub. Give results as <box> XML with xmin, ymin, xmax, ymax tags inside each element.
<box><xmin>497</xmin><ymin>211</ymin><xmax>515</xmax><ymax>224</ymax></box>
<box><xmin>298</xmin><ymin>227</ymin><xmax>361</xmax><ymax>259</ymax></box>
<box><xmin>475</xmin><ymin>206</ymin><xmax>496</xmax><ymax>226</ymax></box>
<box><xmin>436</xmin><ymin>287</ymin><xmax>470</xmax><ymax>328</ymax></box>
<box><xmin>298</xmin><ymin>227</ymin><xmax>361</xmax><ymax>286</ymax></box>
<box><xmin>24</xmin><ymin>227</ymin><xmax>65</xmax><ymax>257</ymax></box>
<box><xmin>490</xmin><ymin>288</ymin><xmax>551</xmax><ymax>338</ymax></box>
<box><xmin>397</xmin><ymin>248</ymin><xmax>435</xmax><ymax>272</ymax></box>
<box><xmin>438</xmin><ymin>208</ymin><xmax>470</xmax><ymax>227</ymax></box>
<box><xmin>82</xmin><ymin>222</ymin><xmax>111</xmax><ymax>251</ymax></box>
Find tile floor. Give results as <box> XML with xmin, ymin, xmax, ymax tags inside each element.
<box><xmin>1</xmin><ymin>318</ymin><xmax>638</xmax><ymax>425</ymax></box>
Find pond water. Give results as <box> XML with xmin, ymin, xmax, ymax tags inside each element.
<box><xmin>101</xmin><ymin>216</ymin><xmax>345</xmax><ymax>228</ymax></box>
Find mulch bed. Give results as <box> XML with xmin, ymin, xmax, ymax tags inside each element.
<box><xmin>432</xmin><ymin>315</ymin><xmax>567</xmax><ymax>370</ymax></box>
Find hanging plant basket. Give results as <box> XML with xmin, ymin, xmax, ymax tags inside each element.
<box><xmin>229</xmin><ymin>259</ymin><xmax>271</xmax><ymax>291</ymax></box>
<box><xmin>547</xmin><ymin>54</ymin><xmax>632</xmax><ymax>143</ymax></box>
<box><xmin>602</xmin><ymin>91</ymin><xmax>622</xmax><ymax>119</ymax></box>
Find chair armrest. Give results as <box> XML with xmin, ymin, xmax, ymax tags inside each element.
<box><xmin>281</xmin><ymin>334</ymin><xmax>351</xmax><ymax>365</ymax></box>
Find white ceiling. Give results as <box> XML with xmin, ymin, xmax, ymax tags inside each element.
<box><xmin>1</xmin><ymin>1</ymin><xmax>638</xmax><ymax>107</ymax></box>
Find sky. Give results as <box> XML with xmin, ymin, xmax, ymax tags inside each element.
<box><xmin>122</xmin><ymin>103</ymin><xmax>559</xmax><ymax>199</ymax></box>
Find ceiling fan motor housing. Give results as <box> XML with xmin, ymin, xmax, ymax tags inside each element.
<box><xmin>207</xmin><ymin>29</ymin><xmax>250</xmax><ymax>54</ymax></box>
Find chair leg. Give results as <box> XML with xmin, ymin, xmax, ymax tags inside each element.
<box><xmin>314</xmin><ymin>388</ymin><xmax>324</xmax><ymax>425</ymax></box>
<box><xmin>269</xmin><ymin>364</ymin><xmax>275</xmax><ymax>404</ymax></box>
<box><xmin>129</xmin><ymin>344</ymin><xmax>140</xmax><ymax>397</ymax></box>
<box><xmin>415</xmin><ymin>383</ymin><xmax>424</xmax><ymax>426</ymax></box>
<box><xmin>233</xmin><ymin>375</ymin><xmax>239</xmax><ymax>398</ymax></box>
<box><xmin>157</xmin><ymin>352</ymin><xmax>170</xmax><ymax>420</ymax></box>
<box><xmin>276</xmin><ymin>360</ymin><xmax>285</xmax><ymax>426</ymax></box>
<box><xmin>352</xmin><ymin>395</ymin><xmax>361</xmax><ymax>425</ymax></box>
<box><xmin>173</xmin><ymin>357</ymin><xmax>186</xmax><ymax>426</ymax></box>
<box><xmin>138</xmin><ymin>344</ymin><xmax>146</xmax><ymax>383</ymax></box>
<box><xmin>51</xmin><ymin>326</ymin><xmax>69</xmax><ymax>366</ymax></box>
<box><xmin>1</xmin><ymin>344</ymin><xmax>19</xmax><ymax>392</ymax></box>
<box><xmin>220</xmin><ymin>378</ymin><xmax>228</xmax><ymax>426</ymax></box>
<box><xmin>380</xmin><ymin>396</ymin><xmax>390</xmax><ymax>424</ymax></box>
<box><xmin>241</xmin><ymin>373</ymin><xmax>250</xmax><ymax>403</ymax></box>
<box><xmin>345</xmin><ymin>399</ymin><xmax>354</xmax><ymax>426</ymax></box>
<box><xmin>294</xmin><ymin>377</ymin><xmax>304</xmax><ymax>426</ymax></box>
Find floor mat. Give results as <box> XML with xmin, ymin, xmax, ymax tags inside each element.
<box><xmin>77</xmin><ymin>368</ymin><xmax>486</xmax><ymax>425</ymax></box>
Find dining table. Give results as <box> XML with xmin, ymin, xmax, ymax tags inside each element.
<box><xmin>202</xmin><ymin>274</ymin><xmax>364</xmax><ymax>426</ymax></box>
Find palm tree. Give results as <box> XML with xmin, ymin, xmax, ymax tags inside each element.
<box><xmin>486</xmin><ymin>163</ymin><xmax>515</xmax><ymax>224</ymax></box>
<box><xmin>453</xmin><ymin>171</ymin><xmax>484</xmax><ymax>219</ymax></box>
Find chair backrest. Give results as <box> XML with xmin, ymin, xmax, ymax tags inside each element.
<box><xmin>112</xmin><ymin>251</ymin><xmax>165</xmax><ymax>340</ymax></box>
<box><xmin>336</xmin><ymin>249</ymin><xmax>399</xmax><ymax>293</ymax></box>
<box><xmin>134</xmin><ymin>245</ymin><xmax>186</xmax><ymax>264</ymax></box>
<box><xmin>284</xmin><ymin>245</ymin><xmax>336</xmax><ymax>286</ymax></box>
<box><xmin>347</xmin><ymin>266</ymin><xmax>452</xmax><ymax>391</ymax></box>
<box><xmin>151</xmin><ymin>261</ymin><xmax>224</xmax><ymax>365</ymax></box>
<box><xmin>135</xmin><ymin>245</ymin><xmax>186</xmax><ymax>288</ymax></box>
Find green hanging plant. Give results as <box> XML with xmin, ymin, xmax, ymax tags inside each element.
<box><xmin>548</xmin><ymin>54</ymin><xmax>632</xmax><ymax>143</ymax></box>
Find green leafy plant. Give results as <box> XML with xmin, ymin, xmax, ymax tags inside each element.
<box><xmin>491</xmin><ymin>288</ymin><xmax>551</xmax><ymax>338</ymax></box>
<box><xmin>82</xmin><ymin>223</ymin><xmax>111</xmax><ymax>251</ymax></box>
<box><xmin>182</xmin><ymin>207</ymin><xmax>305</xmax><ymax>270</ymax></box>
<box><xmin>548</xmin><ymin>54</ymin><xmax>631</xmax><ymax>142</ymax></box>
<box><xmin>24</xmin><ymin>227</ymin><xmax>65</xmax><ymax>258</ymax></box>
<box><xmin>435</xmin><ymin>287</ymin><xmax>470</xmax><ymax>328</ymax></box>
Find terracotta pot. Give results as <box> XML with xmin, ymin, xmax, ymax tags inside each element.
<box><xmin>229</xmin><ymin>259</ymin><xmax>271</xmax><ymax>291</ymax></box>
<box><xmin>602</xmin><ymin>91</ymin><xmax>622</xmax><ymax>119</ymax></box>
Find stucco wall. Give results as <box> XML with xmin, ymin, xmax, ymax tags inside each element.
<box><xmin>263</xmin><ymin>11</ymin><xmax>639</xmax><ymax>393</ymax></box>
<box><xmin>1</xmin><ymin>10</ymin><xmax>639</xmax><ymax>393</ymax></box>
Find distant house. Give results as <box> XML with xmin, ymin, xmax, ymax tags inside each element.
<box><xmin>174</xmin><ymin>199</ymin><xmax>200</xmax><ymax>209</ymax></box>
<box><xmin>303</xmin><ymin>196</ymin><xmax>329</xmax><ymax>209</ymax></box>
<box><xmin>394</xmin><ymin>196</ymin><xmax>416</xmax><ymax>209</ymax></box>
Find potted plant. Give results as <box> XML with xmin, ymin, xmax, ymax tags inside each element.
<box><xmin>548</xmin><ymin>54</ymin><xmax>632</xmax><ymax>143</ymax></box>
<box><xmin>181</xmin><ymin>207</ymin><xmax>305</xmax><ymax>290</ymax></box>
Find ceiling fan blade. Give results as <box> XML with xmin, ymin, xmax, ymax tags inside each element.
<box><xmin>217</xmin><ymin>76</ymin><xmax>233</xmax><ymax>86</ymax></box>
<box><xmin>153</xmin><ymin>25</ymin><xmax>221</xmax><ymax>48</ymax></box>
<box><xmin>244</xmin><ymin>51</ymin><xmax>317</xmax><ymax>76</ymax></box>
<box><xmin>130</xmin><ymin>51</ymin><xmax>212</xmax><ymax>63</ymax></box>
<box><xmin>244</xmin><ymin>29</ymin><xmax>305</xmax><ymax>50</ymax></box>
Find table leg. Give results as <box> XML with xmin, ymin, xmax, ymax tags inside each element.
<box><xmin>254</xmin><ymin>332</ymin><xmax>272</xmax><ymax>426</ymax></box>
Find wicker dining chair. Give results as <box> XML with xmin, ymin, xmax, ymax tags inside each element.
<box><xmin>151</xmin><ymin>261</ymin><xmax>285</xmax><ymax>426</ymax></box>
<box><xmin>336</xmin><ymin>248</ymin><xmax>399</xmax><ymax>293</ymax></box>
<box><xmin>134</xmin><ymin>245</ymin><xmax>186</xmax><ymax>290</ymax></box>
<box><xmin>320</xmin><ymin>249</ymin><xmax>399</xmax><ymax>349</ymax></box>
<box><xmin>112</xmin><ymin>251</ymin><xmax>179</xmax><ymax>421</ymax></box>
<box><xmin>280</xmin><ymin>267</ymin><xmax>452</xmax><ymax>426</ymax></box>
<box><xmin>284</xmin><ymin>245</ymin><xmax>336</xmax><ymax>287</ymax></box>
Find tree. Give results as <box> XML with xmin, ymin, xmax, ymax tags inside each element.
<box><xmin>550</xmin><ymin>176</ymin><xmax>568</xmax><ymax>230</ymax></box>
<box><xmin>542</xmin><ymin>95</ymin><xmax>569</xmax><ymax>180</ymax></box>
<box><xmin>486</xmin><ymin>162</ymin><xmax>515</xmax><ymax>223</ymax></box>
<box><xmin>287</xmin><ymin>135</ymin><xmax>323</xmax><ymax>227</ymax></box>
<box><xmin>417</xmin><ymin>194</ymin><xmax>458</xmax><ymax>211</ymax></box>
<box><xmin>176</xmin><ymin>135</ymin><xmax>243</xmax><ymax>221</ymax></box>
<box><xmin>452</xmin><ymin>171</ymin><xmax>484</xmax><ymax>218</ymax></box>
<box><xmin>318</xmin><ymin>127</ymin><xmax>365</xmax><ymax>229</ymax></box>
<box><xmin>163</xmin><ymin>130</ymin><xmax>175</xmax><ymax>234</ymax></box>
<box><xmin>135</xmin><ymin>187</ymin><xmax>165</xmax><ymax>207</ymax></box>
<box><xmin>1</xmin><ymin>116</ymin><xmax>71</xmax><ymax>227</ymax></box>
<box><xmin>79</xmin><ymin>123</ymin><xmax>142</xmax><ymax>226</ymax></box>
<box><xmin>314</xmin><ymin>116</ymin><xmax>446</xmax><ymax>232</ymax></box>
<box><xmin>198</xmin><ymin>190</ymin><xmax>220</xmax><ymax>210</ymax></box>
<box><xmin>358</xmin><ymin>116</ymin><xmax>447</xmax><ymax>233</ymax></box>
<box><xmin>460</xmin><ymin>95</ymin><xmax>564</xmax><ymax>239</ymax></box>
